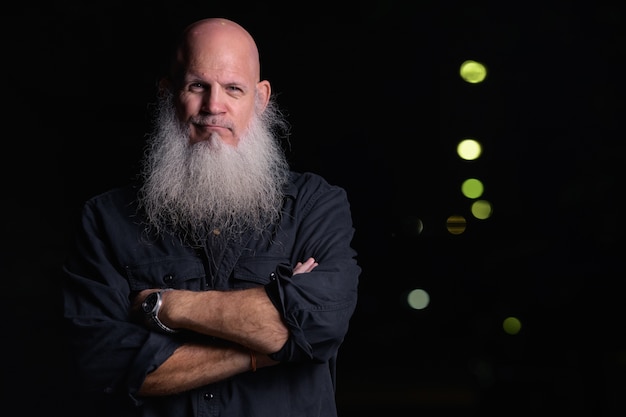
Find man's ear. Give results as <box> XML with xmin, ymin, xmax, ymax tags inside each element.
<box><xmin>257</xmin><ymin>80</ymin><xmax>271</xmax><ymax>110</ymax></box>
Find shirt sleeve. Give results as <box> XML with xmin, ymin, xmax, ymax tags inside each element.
<box><xmin>265</xmin><ymin>174</ymin><xmax>361</xmax><ymax>363</ymax></box>
<box><xmin>61</xmin><ymin>191</ymin><xmax>182</xmax><ymax>403</ymax></box>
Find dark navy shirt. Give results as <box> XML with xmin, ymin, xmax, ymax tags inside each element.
<box><xmin>61</xmin><ymin>171</ymin><xmax>360</xmax><ymax>417</ymax></box>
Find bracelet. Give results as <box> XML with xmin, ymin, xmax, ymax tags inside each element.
<box><xmin>249</xmin><ymin>349</ymin><xmax>257</xmax><ymax>372</ymax></box>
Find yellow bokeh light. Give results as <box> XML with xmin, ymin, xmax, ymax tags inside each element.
<box><xmin>446</xmin><ymin>215</ymin><xmax>466</xmax><ymax>234</ymax></box>
<box><xmin>460</xmin><ymin>60</ymin><xmax>487</xmax><ymax>83</ymax></box>
<box><xmin>457</xmin><ymin>139</ymin><xmax>482</xmax><ymax>160</ymax></box>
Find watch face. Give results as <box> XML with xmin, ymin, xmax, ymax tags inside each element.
<box><xmin>142</xmin><ymin>292</ymin><xmax>158</xmax><ymax>314</ymax></box>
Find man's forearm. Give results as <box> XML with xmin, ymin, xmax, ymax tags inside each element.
<box><xmin>159</xmin><ymin>287</ymin><xmax>289</xmax><ymax>354</ymax></box>
<box><xmin>139</xmin><ymin>342</ymin><xmax>276</xmax><ymax>396</ymax></box>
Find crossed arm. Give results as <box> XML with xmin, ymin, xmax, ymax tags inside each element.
<box><xmin>134</xmin><ymin>257</ymin><xmax>318</xmax><ymax>396</ymax></box>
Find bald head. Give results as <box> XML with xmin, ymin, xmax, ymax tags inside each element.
<box><xmin>171</xmin><ymin>18</ymin><xmax>262</xmax><ymax>85</ymax></box>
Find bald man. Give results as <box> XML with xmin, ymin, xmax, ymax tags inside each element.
<box><xmin>61</xmin><ymin>17</ymin><xmax>360</xmax><ymax>417</ymax></box>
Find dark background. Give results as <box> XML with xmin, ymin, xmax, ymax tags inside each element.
<box><xmin>4</xmin><ymin>1</ymin><xmax>625</xmax><ymax>416</ymax></box>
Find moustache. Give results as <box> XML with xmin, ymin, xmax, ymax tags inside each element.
<box><xmin>190</xmin><ymin>116</ymin><xmax>234</xmax><ymax>130</ymax></box>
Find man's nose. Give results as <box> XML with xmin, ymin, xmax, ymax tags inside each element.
<box><xmin>202</xmin><ymin>88</ymin><xmax>225</xmax><ymax>114</ymax></box>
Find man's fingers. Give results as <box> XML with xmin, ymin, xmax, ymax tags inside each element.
<box><xmin>293</xmin><ymin>257</ymin><xmax>318</xmax><ymax>275</ymax></box>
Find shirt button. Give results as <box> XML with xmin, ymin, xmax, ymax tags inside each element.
<box><xmin>203</xmin><ymin>392</ymin><xmax>214</xmax><ymax>401</ymax></box>
<box><xmin>269</xmin><ymin>272</ymin><xmax>276</xmax><ymax>281</ymax></box>
<box><xmin>163</xmin><ymin>274</ymin><xmax>174</xmax><ymax>284</ymax></box>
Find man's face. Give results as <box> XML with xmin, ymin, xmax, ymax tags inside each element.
<box><xmin>174</xmin><ymin>73</ymin><xmax>258</xmax><ymax>147</ymax></box>
<box><xmin>171</xmin><ymin>25</ymin><xmax>269</xmax><ymax>147</ymax></box>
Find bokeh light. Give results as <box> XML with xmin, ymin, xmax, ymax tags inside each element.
<box><xmin>461</xmin><ymin>178</ymin><xmax>484</xmax><ymax>199</ymax></box>
<box><xmin>446</xmin><ymin>215</ymin><xmax>467</xmax><ymax>234</ymax></box>
<box><xmin>407</xmin><ymin>288</ymin><xmax>430</xmax><ymax>310</ymax></box>
<box><xmin>503</xmin><ymin>316</ymin><xmax>522</xmax><ymax>335</ymax></box>
<box><xmin>457</xmin><ymin>138</ymin><xmax>482</xmax><ymax>160</ymax></box>
<box><xmin>460</xmin><ymin>60</ymin><xmax>487</xmax><ymax>83</ymax></box>
<box><xmin>471</xmin><ymin>200</ymin><xmax>493</xmax><ymax>219</ymax></box>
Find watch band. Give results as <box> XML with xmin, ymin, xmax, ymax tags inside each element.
<box><xmin>145</xmin><ymin>290</ymin><xmax>179</xmax><ymax>334</ymax></box>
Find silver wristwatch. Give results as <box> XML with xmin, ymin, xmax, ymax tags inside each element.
<box><xmin>141</xmin><ymin>290</ymin><xmax>179</xmax><ymax>334</ymax></box>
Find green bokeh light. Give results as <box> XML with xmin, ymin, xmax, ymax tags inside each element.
<box><xmin>503</xmin><ymin>316</ymin><xmax>522</xmax><ymax>335</ymax></box>
<box><xmin>461</xmin><ymin>178</ymin><xmax>484</xmax><ymax>199</ymax></box>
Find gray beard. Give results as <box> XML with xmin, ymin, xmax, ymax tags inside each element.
<box><xmin>138</xmin><ymin>92</ymin><xmax>290</xmax><ymax>243</ymax></box>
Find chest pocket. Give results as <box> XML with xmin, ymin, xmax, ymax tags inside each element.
<box><xmin>125</xmin><ymin>256</ymin><xmax>206</xmax><ymax>291</ymax></box>
<box><xmin>231</xmin><ymin>255</ymin><xmax>289</xmax><ymax>289</ymax></box>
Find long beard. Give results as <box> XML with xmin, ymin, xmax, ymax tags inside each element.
<box><xmin>138</xmin><ymin>92</ymin><xmax>290</xmax><ymax>243</ymax></box>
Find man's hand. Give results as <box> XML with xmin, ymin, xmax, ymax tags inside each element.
<box><xmin>293</xmin><ymin>257</ymin><xmax>318</xmax><ymax>275</ymax></box>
